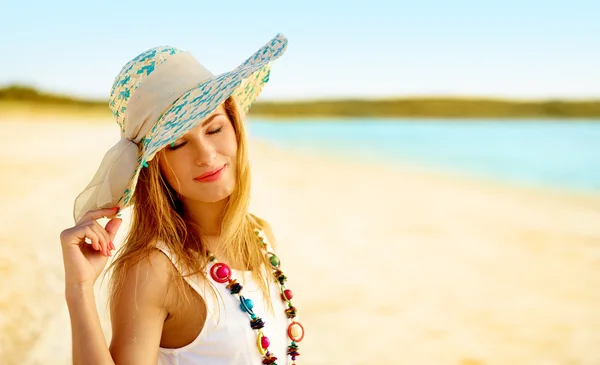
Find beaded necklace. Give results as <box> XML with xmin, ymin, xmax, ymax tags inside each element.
<box><xmin>206</xmin><ymin>229</ymin><xmax>305</xmax><ymax>365</ymax></box>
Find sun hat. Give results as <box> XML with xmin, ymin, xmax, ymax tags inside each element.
<box><xmin>72</xmin><ymin>33</ymin><xmax>288</xmax><ymax>223</ymax></box>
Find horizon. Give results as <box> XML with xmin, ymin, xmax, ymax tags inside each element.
<box><xmin>3</xmin><ymin>84</ymin><xmax>600</xmax><ymax>103</ymax></box>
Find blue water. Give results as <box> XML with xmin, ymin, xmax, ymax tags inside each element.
<box><xmin>248</xmin><ymin>118</ymin><xmax>600</xmax><ymax>194</ymax></box>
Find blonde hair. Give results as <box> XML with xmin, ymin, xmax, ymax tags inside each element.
<box><xmin>106</xmin><ymin>96</ymin><xmax>274</xmax><ymax>316</ymax></box>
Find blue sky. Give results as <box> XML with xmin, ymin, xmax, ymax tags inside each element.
<box><xmin>1</xmin><ymin>0</ymin><xmax>599</xmax><ymax>101</ymax></box>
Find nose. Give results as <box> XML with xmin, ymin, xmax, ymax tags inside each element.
<box><xmin>192</xmin><ymin>139</ymin><xmax>216</xmax><ymax>166</ymax></box>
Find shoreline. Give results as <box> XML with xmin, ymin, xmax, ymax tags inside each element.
<box><xmin>250</xmin><ymin>137</ymin><xmax>600</xmax><ymax>206</ymax></box>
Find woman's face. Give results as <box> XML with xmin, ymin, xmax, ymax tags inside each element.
<box><xmin>158</xmin><ymin>103</ymin><xmax>238</xmax><ymax>204</ymax></box>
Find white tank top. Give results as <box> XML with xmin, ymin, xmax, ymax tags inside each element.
<box><xmin>155</xmin><ymin>231</ymin><xmax>291</xmax><ymax>365</ymax></box>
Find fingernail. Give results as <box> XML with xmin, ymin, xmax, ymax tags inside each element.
<box><xmin>109</xmin><ymin>242</ymin><xmax>114</xmax><ymax>250</ymax></box>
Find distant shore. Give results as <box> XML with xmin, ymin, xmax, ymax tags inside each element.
<box><xmin>1</xmin><ymin>85</ymin><xmax>600</xmax><ymax>119</ymax></box>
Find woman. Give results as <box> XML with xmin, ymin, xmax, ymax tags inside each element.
<box><xmin>59</xmin><ymin>33</ymin><xmax>304</xmax><ymax>365</ymax></box>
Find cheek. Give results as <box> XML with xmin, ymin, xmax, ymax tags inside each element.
<box><xmin>225</xmin><ymin>129</ymin><xmax>238</xmax><ymax>158</ymax></box>
<box><xmin>158</xmin><ymin>155</ymin><xmax>185</xmax><ymax>190</ymax></box>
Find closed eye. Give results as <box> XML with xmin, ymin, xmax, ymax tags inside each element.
<box><xmin>168</xmin><ymin>141</ymin><xmax>185</xmax><ymax>150</ymax></box>
<box><xmin>208</xmin><ymin>126</ymin><xmax>222</xmax><ymax>135</ymax></box>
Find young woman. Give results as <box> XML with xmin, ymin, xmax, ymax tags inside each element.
<box><xmin>59</xmin><ymin>33</ymin><xmax>304</xmax><ymax>365</ymax></box>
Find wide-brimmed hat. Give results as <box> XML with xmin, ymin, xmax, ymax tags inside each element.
<box><xmin>73</xmin><ymin>33</ymin><xmax>288</xmax><ymax>223</ymax></box>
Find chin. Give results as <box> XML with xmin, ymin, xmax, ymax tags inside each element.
<box><xmin>199</xmin><ymin>191</ymin><xmax>233</xmax><ymax>203</ymax></box>
<box><xmin>187</xmin><ymin>181</ymin><xmax>235</xmax><ymax>203</ymax></box>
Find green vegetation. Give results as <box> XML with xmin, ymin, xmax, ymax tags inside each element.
<box><xmin>251</xmin><ymin>98</ymin><xmax>600</xmax><ymax>119</ymax></box>
<box><xmin>1</xmin><ymin>85</ymin><xmax>599</xmax><ymax>119</ymax></box>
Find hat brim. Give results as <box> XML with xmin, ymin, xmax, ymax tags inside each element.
<box><xmin>117</xmin><ymin>33</ymin><xmax>288</xmax><ymax>208</ymax></box>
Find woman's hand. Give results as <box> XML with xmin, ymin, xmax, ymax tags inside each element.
<box><xmin>60</xmin><ymin>207</ymin><xmax>123</xmax><ymax>288</ymax></box>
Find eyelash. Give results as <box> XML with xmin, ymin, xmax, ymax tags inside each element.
<box><xmin>168</xmin><ymin>127</ymin><xmax>223</xmax><ymax>150</ymax></box>
<box><xmin>208</xmin><ymin>126</ymin><xmax>223</xmax><ymax>135</ymax></box>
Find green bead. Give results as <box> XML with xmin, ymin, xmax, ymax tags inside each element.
<box><xmin>251</xmin><ymin>313</ymin><xmax>257</xmax><ymax>320</ymax></box>
<box><xmin>269</xmin><ymin>255</ymin><xmax>280</xmax><ymax>267</ymax></box>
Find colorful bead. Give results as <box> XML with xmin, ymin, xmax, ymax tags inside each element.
<box><xmin>250</xmin><ymin>317</ymin><xmax>265</xmax><ymax>330</ymax></box>
<box><xmin>210</xmin><ymin>263</ymin><xmax>231</xmax><ymax>283</ymax></box>
<box><xmin>287</xmin><ymin>342</ymin><xmax>300</xmax><ymax>357</ymax></box>
<box><xmin>226</xmin><ymin>280</ymin><xmax>242</xmax><ymax>294</ymax></box>
<box><xmin>287</xmin><ymin>321</ymin><xmax>305</xmax><ymax>342</ymax></box>
<box><xmin>217</xmin><ymin>265</ymin><xmax>230</xmax><ymax>279</ymax></box>
<box><xmin>281</xmin><ymin>289</ymin><xmax>293</xmax><ymax>301</ymax></box>
<box><xmin>261</xmin><ymin>335</ymin><xmax>271</xmax><ymax>349</ymax></box>
<box><xmin>257</xmin><ymin>332</ymin><xmax>268</xmax><ymax>355</ymax></box>
<box><xmin>269</xmin><ymin>254</ymin><xmax>280</xmax><ymax>267</ymax></box>
<box><xmin>285</xmin><ymin>306</ymin><xmax>297</xmax><ymax>318</ymax></box>
<box><xmin>262</xmin><ymin>353</ymin><xmax>278</xmax><ymax>365</ymax></box>
<box><xmin>273</xmin><ymin>269</ymin><xmax>287</xmax><ymax>284</ymax></box>
<box><xmin>240</xmin><ymin>297</ymin><xmax>254</xmax><ymax>313</ymax></box>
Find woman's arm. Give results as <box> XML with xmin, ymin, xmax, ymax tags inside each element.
<box><xmin>108</xmin><ymin>250</ymin><xmax>172</xmax><ymax>364</ymax></box>
<box><xmin>65</xmin><ymin>251</ymin><xmax>170</xmax><ymax>365</ymax></box>
<box><xmin>66</xmin><ymin>284</ymin><xmax>116</xmax><ymax>365</ymax></box>
<box><xmin>61</xmin><ymin>208</ymin><xmax>169</xmax><ymax>364</ymax></box>
<box><xmin>60</xmin><ymin>207</ymin><xmax>120</xmax><ymax>365</ymax></box>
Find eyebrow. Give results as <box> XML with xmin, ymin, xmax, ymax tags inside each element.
<box><xmin>201</xmin><ymin>112</ymin><xmax>224</xmax><ymax>128</ymax></box>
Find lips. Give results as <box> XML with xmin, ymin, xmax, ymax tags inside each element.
<box><xmin>194</xmin><ymin>164</ymin><xmax>226</xmax><ymax>182</ymax></box>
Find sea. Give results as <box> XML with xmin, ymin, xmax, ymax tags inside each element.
<box><xmin>248</xmin><ymin>118</ymin><xmax>600</xmax><ymax>195</ymax></box>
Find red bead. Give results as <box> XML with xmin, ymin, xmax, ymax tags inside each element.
<box><xmin>216</xmin><ymin>265</ymin><xmax>230</xmax><ymax>278</ymax></box>
<box><xmin>281</xmin><ymin>289</ymin><xmax>293</xmax><ymax>301</ymax></box>
<box><xmin>261</xmin><ymin>335</ymin><xmax>270</xmax><ymax>349</ymax></box>
<box><xmin>210</xmin><ymin>263</ymin><xmax>231</xmax><ymax>283</ymax></box>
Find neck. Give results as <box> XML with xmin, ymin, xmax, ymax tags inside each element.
<box><xmin>182</xmin><ymin>198</ymin><xmax>228</xmax><ymax>237</ymax></box>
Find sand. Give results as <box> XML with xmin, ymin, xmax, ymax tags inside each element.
<box><xmin>1</xmin><ymin>116</ymin><xmax>599</xmax><ymax>365</ymax></box>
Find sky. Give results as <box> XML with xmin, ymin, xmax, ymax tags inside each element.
<box><xmin>1</xmin><ymin>0</ymin><xmax>599</xmax><ymax>101</ymax></box>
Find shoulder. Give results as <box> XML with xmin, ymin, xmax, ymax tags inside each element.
<box><xmin>109</xmin><ymin>249</ymin><xmax>175</xmax><ymax>362</ymax></box>
<box><xmin>110</xmin><ymin>248</ymin><xmax>174</xmax><ymax>318</ymax></box>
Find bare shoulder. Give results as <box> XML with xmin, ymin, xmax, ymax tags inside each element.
<box><xmin>115</xmin><ymin>249</ymin><xmax>175</xmax><ymax>304</ymax></box>
<box><xmin>109</xmin><ymin>249</ymin><xmax>174</xmax><ymax>363</ymax></box>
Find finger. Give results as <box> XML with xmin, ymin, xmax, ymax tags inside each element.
<box><xmin>92</xmin><ymin>221</ymin><xmax>112</xmax><ymax>252</ymax></box>
<box><xmin>90</xmin><ymin>224</ymin><xmax>110</xmax><ymax>257</ymax></box>
<box><xmin>83</xmin><ymin>226</ymin><xmax>100</xmax><ymax>251</ymax></box>
<box><xmin>104</xmin><ymin>218</ymin><xmax>123</xmax><ymax>243</ymax></box>
<box><xmin>77</xmin><ymin>207</ymin><xmax>120</xmax><ymax>225</ymax></box>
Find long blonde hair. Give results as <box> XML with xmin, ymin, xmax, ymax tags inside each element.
<box><xmin>107</xmin><ymin>96</ymin><xmax>274</xmax><ymax>314</ymax></box>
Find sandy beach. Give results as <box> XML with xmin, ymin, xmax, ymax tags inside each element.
<box><xmin>1</xmin><ymin>116</ymin><xmax>599</xmax><ymax>365</ymax></box>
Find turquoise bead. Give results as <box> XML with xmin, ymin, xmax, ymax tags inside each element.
<box><xmin>240</xmin><ymin>298</ymin><xmax>254</xmax><ymax>312</ymax></box>
<box><xmin>251</xmin><ymin>313</ymin><xmax>257</xmax><ymax>320</ymax></box>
